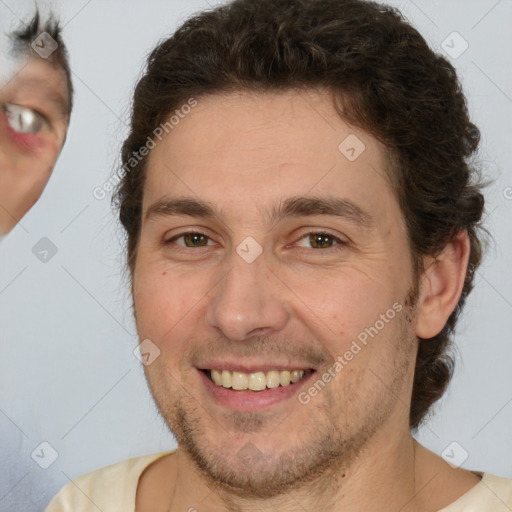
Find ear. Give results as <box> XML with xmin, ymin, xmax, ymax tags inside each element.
<box><xmin>415</xmin><ymin>230</ymin><xmax>471</xmax><ymax>339</ymax></box>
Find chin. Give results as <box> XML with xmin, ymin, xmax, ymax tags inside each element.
<box><xmin>167</xmin><ymin>402</ymin><xmax>360</xmax><ymax>500</ymax></box>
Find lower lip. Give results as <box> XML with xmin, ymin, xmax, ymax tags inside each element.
<box><xmin>198</xmin><ymin>369</ymin><xmax>315</xmax><ymax>411</ymax></box>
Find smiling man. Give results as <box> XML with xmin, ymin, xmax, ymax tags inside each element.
<box><xmin>47</xmin><ymin>0</ymin><xmax>511</xmax><ymax>511</ymax></box>
<box><xmin>0</xmin><ymin>11</ymin><xmax>72</xmax><ymax>237</ymax></box>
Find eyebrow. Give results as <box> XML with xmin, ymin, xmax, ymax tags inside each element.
<box><xmin>145</xmin><ymin>195</ymin><xmax>374</xmax><ymax>229</ymax></box>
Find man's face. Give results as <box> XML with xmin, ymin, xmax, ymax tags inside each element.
<box><xmin>133</xmin><ymin>89</ymin><xmax>421</xmax><ymax>497</ymax></box>
<box><xmin>0</xmin><ymin>57</ymin><xmax>70</xmax><ymax>234</ymax></box>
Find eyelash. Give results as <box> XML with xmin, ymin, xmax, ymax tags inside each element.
<box><xmin>165</xmin><ymin>230</ymin><xmax>347</xmax><ymax>252</ymax></box>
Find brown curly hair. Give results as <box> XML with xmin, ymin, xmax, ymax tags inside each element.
<box><xmin>114</xmin><ymin>0</ymin><xmax>487</xmax><ymax>429</ymax></box>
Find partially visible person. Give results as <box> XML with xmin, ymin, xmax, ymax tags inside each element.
<box><xmin>47</xmin><ymin>0</ymin><xmax>511</xmax><ymax>510</ymax></box>
<box><xmin>0</xmin><ymin>11</ymin><xmax>72</xmax><ymax>238</ymax></box>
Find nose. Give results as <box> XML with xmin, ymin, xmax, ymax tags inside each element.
<box><xmin>205</xmin><ymin>251</ymin><xmax>289</xmax><ymax>341</ymax></box>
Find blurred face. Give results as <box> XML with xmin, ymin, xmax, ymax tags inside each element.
<box><xmin>0</xmin><ymin>57</ymin><xmax>70</xmax><ymax>234</ymax></box>
<box><xmin>133</xmin><ymin>89</ymin><xmax>420</xmax><ymax>498</ymax></box>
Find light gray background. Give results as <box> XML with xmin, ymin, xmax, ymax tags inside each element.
<box><xmin>0</xmin><ymin>0</ymin><xmax>511</xmax><ymax>510</ymax></box>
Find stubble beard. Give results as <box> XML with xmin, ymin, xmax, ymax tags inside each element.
<box><xmin>145</xmin><ymin>287</ymin><xmax>419</xmax><ymax>501</ymax></box>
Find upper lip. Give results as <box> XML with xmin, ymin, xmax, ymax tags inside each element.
<box><xmin>196</xmin><ymin>361</ymin><xmax>314</xmax><ymax>373</ymax></box>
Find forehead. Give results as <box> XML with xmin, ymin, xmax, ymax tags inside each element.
<box><xmin>143</xmin><ymin>89</ymin><xmax>397</xmax><ymax>223</ymax></box>
<box><xmin>2</xmin><ymin>57</ymin><xmax>70</xmax><ymax>116</ymax></box>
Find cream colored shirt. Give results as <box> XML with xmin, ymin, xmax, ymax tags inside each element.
<box><xmin>45</xmin><ymin>452</ymin><xmax>512</xmax><ymax>511</ymax></box>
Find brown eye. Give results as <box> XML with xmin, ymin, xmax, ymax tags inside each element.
<box><xmin>4</xmin><ymin>103</ymin><xmax>48</xmax><ymax>134</ymax></box>
<box><xmin>295</xmin><ymin>232</ymin><xmax>344</xmax><ymax>249</ymax></box>
<box><xmin>167</xmin><ymin>232</ymin><xmax>213</xmax><ymax>247</ymax></box>
<box><xmin>309</xmin><ymin>233</ymin><xmax>336</xmax><ymax>249</ymax></box>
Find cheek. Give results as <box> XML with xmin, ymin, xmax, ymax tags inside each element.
<box><xmin>3</xmin><ymin>124</ymin><xmax>47</xmax><ymax>152</ymax></box>
<box><xmin>133</xmin><ymin>265</ymin><xmax>207</xmax><ymax>343</ymax></box>
<box><xmin>134</xmin><ymin>275</ymin><xmax>185</xmax><ymax>382</ymax></box>
<box><xmin>0</xmin><ymin>142</ymin><xmax>59</xmax><ymax>190</ymax></box>
<box><xmin>287</xmin><ymin>265</ymin><xmax>403</xmax><ymax>351</ymax></box>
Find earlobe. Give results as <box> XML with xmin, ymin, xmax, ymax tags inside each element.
<box><xmin>415</xmin><ymin>231</ymin><xmax>471</xmax><ymax>339</ymax></box>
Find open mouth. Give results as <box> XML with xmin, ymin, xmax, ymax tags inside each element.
<box><xmin>201</xmin><ymin>368</ymin><xmax>312</xmax><ymax>391</ymax></box>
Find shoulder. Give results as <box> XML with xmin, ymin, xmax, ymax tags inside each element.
<box><xmin>442</xmin><ymin>473</ymin><xmax>512</xmax><ymax>511</ymax></box>
<box><xmin>44</xmin><ymin>452</ymin><xmax>172</xmax><ymax>512</ymax></box>
<box><xmin>479</xmin><ymin>473</ymin><xmax>512</xmax><ymax>507</ymax></box>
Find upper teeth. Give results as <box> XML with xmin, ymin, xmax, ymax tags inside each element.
<box><xmin>210</xmin><ymin>369</ymin><xmax>306</xmax><ymax>391</ymax></box>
